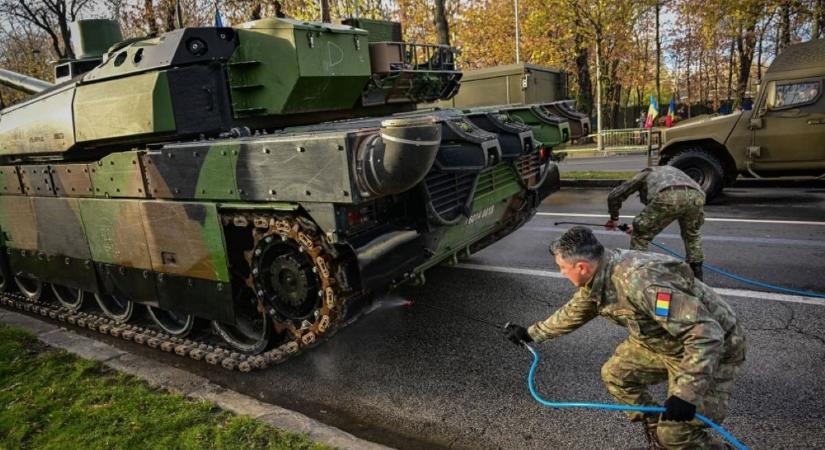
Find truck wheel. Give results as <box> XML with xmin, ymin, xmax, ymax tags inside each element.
<box><xmin>667</xmin><ymin>148</ymin><xmax>724</xmax><ymax>201</ymax></box>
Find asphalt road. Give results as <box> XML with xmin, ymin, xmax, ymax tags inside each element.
<box><xmin>558</xmin><ymin>154</ymin><xmax>648</xmax><ymax>173</ymax></box>
<box><xmin>54</xmin><ymin>186</ymin><xmax>825</xmax><ymax>449</ymax></box>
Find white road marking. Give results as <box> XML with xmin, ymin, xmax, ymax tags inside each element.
<box><xmin>452</xmin><ymin>263</ymin><xmax>825</xmax><ymax>306</ymax></box>
<box><xmin>536</xmin><ymin>212</ymin><xmax>825</xmax><ymax>227</ymax></box>
<box><xmin>523</xmin><ymin>226</ymin><xmax>825</xmax><ymax>248</ymax></box>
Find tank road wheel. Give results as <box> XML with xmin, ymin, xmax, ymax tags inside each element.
<box><xmin>51</xmin><ymin>284</ymin><xmax>85</xmax><ymax>311</ymax></box>
<box><xmin>211</xmin><ymin>288</ymin><xmax>272</xmax><ymax>355</ymax></box>
<box><xmin>248</xmin><ymin>216</ymin><xmax>347</xmax><ymax>359</ymax></box>
<box><xmin>147</xmin><ymin>306</ymin><xmax>195</xmax><ymax>337</ymax></box>
<box><xmin>93</xmin><ymin>292</ymin><xmax>135</xmax><ymax>323</ymax></box>
<box><xmin>14</xmin><ymin>276</ymin><xmax>43</xmax><ymax>301</ymax></box>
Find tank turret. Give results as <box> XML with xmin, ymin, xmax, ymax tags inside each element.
<box><xmin>0</xmin><ymin>17</ymin><xmax>460</xmax><ymax>158</ymax></box>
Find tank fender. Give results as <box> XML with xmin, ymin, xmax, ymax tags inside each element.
<box><xmin>351</xmin><ymin>229</ymin><xmax>428</xmax><ymax>292</ymax></box>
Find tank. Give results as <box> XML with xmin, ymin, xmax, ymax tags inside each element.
<box><xmin>0</xmin><ymin>17</ymin><xmax>562</xmax><ymax>367</ymax></box>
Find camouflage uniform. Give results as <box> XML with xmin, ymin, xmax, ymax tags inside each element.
<box><xmin>608</xmin><ymin>166</ymin><xmax>706</xmax><ymax>264</ymax></box>
<box><xmin>528</xmin><ymin>249</ymin><xmax>746</xmax><ymax>449</ymax></box>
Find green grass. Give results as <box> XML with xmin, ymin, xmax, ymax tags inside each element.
<box><xmin>0</xmin><ymin>323</ymin><xmax>332</xmax><ymax>450</ymax></box>
<box><xmin>560</xmin><ymin>171</ymin><xmax>638</xmax><ymax>180</ymax></box>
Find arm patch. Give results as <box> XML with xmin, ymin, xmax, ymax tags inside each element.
<box><xmin>655</xmin><ymin>290</ymin><xmax>672</xmax><ymax>318</ymax></box>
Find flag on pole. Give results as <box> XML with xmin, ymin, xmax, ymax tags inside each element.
<box><xmin>665</xmin><ymin>96</ymin><xmax>676</xmax><ymax>128</ymax></box>
<box><xmin>644</xmin><ymin>95</ymin><xmax>659</xmax><ymax>128</ymax></box>
<box><xmin>215</xmin><ymin>0</ymin><xmax>224</xmax><ymax>27</ymax></box>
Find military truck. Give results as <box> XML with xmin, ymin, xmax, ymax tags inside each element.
<box><xmin>0</xmin><ymin>17</ymin><xmax>562</xmax><ymax>368</ymax></box>
<box><xmin>429</xmin><ymin>64</ymin><xmax>590</xmax><ymax>142</ymax></box>
<box><xmin>654</xmin><ymin>38</ymin><xmax>825</xmax><ymax>200</ymax></box>
<box><xmin>437</xmin><ymin>63</ymin><xmax>568</xmax><ymax>108</ymax></box>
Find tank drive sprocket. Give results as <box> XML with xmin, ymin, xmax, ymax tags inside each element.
<box><xmin>243</xmin><ymin>214</ymin><xmax>349</xmax><ymax>366</ymax></box>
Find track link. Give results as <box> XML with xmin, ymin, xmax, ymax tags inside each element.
<box><xmin>0</xmin><ymin>292</ymin><xmax>288</xmax><ymax>372</ymax></box>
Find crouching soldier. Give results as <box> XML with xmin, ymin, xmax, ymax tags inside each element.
<box><xmin>505</xmin><ymin>227</ymin><xmax>745</xmax><ymax>449</ymax></box>
<box><xmin>605</xmin><ymin>166</ymin><xmax>706</xmax><ymax>280</ymax></box>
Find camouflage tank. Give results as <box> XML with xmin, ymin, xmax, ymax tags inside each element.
<box><xmin>0</xmin><ymin>17</ymin><xmax>563</xmax><ymax>363</ymax></box>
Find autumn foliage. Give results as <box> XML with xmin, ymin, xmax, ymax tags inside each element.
<box><xmin>1</xmin><ymin>0</ymin><xmax>823</xmax><ymax>127</ymax></box>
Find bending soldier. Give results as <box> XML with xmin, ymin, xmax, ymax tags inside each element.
<box><xmin>505</xmin><ymin>227</ymin><xmax>745</xmax><ymax>449</ymax></box>
<box><xmin>605</xmin><ymin>166</ymin><xmax>706</xmax><ymax>280</ymax></box>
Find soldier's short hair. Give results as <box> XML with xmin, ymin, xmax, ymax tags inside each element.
<box><xmin>549</xmin><ymin>226</ymin><xmax>604</xmax><ymax>262</ymax></box>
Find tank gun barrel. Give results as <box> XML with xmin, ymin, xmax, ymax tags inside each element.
<box><xmin>0</xmin><ymin>68</ymin><xmax>53</xmax><ymax>95</ymax></box>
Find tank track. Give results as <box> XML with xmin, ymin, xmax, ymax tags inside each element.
<box><xmin>0</xmin><ymin>215</ymin><xmax>356</xmax><ymax>372</ymax></box>
<box><xmin>0</xmin><ymin>213</ymin><xmax>354</xmax><ymax>372</ymax></box>
<box><xmin>0</xmin><ymin>292</ymin><xmax>277</xmax><ymax>371</ymax></box>
<box><xmin>1</xmin><ymin>287</ymin><xmax>368</xmax><ymax>372</ymax></box>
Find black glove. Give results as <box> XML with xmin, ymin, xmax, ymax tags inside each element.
<box><xmin>503</xmin><ymin>323</ymin><xmax>533</xmax><ymax>345</ymax></box>
<box><xmin>662</xmin><ymin>395</ymin><xmax>696</xmax><ymax>422</ymax></box>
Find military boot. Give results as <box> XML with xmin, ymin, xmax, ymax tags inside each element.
<box><xmin>641</xmin><ymin>418</ymin><xmax>665</xmax><ymax>450</ymax></box>
<box><xmin>690</xmin><ymin>262</ymin><xmax>704</xmax><ymax>281</ymax></box>
<box><xmin>629</xmin><ymin>417</ymin><xmax>665</xmax><ymax>450</ymax></box>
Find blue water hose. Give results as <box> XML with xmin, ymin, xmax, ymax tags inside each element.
<box><xmin>646</xmin><ymin>240</ymin><xmax>825</xmax><ymax>299</ymax></box>
<box><xmin>524</xmin><ymin>344</ymin><xmax>749</xmax><ymax>450</ymax></box>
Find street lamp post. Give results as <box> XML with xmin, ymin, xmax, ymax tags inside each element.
<box><xmin>514</xmin><ymin>0</ymin><xmax>520</xmax><ymax>63</ymax></box>
<box><xmin>596</xmin><ymin>41</ymin><xmax>603</xmax><ymax>153</ymax></box>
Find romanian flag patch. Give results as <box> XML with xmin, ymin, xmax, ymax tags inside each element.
<box><xmin>655</xmin><ymin>291</ymin><xmax>672</xmax><ymax>318</ymax></box>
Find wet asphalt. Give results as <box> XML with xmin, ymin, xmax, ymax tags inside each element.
<box><xmin>58</xmin><ymin>186</ymin><xmax>825</xmax><ymax>449</ymax></box>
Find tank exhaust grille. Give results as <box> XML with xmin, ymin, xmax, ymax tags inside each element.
<box><xmin>423</xmin><ymin>170</ymin><xmax>477</xmax><ymax>223</ymax></box>
<box><xmin>516</xmin><ymin>153</ymin><xmax>542</xmax><ymax>185</ymax></box>
<box><xmin>475</xmin><ymin>163</ymin><xmax>519</xmax><ymax>200</ymax></box>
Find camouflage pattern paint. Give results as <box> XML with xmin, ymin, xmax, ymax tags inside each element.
<box><xmin>228</xmin><ymin>21</ymin><xmax>370</xmax><ymax>117</ymax></box>
<box><xmin>0</xmin><ymin>85</ymin><xmax>75</xmax><ymax>155</ymax></box>
<box><xmin>90</xmin><ymin>151</ymin><xmax>148</xmax><ymax>198</ymax></box>
<box><xmin>18</xmin><ymin>165</ymin><xmax>57</xmax><ymax>196</ymax></box>
<box><xmin>140</xmin><ymin>201</ymin><xmax>230</xmax><ymax>282</ymax></box>
<box><xmin>418</xmin><ymin>163</ymin><xmax>523</xmax><ymax>270</ymax></box>
<box><xmin>142</xmin><ymin>143</ymin><xmax>240</xmax><ymax>201</ymax></box>
<box><xmin>78</xmin><ymin>198</ymin><xmax>153</xmax><ymax>269</ymax></box>
<box><xmin>74</xmin><ymin>71</ymin><xmax>175</xmax><ymax>143</ymax></box>
<box><xmin>50</xmin><ymin>164</ymin><xmax>94</xmax><ymax>197</ymax></box>
<box><xmin>32</xmin><ymin>197</ymin><xmax>92</xmax><ymax>260</ymax></box>
<box><xmin>0</xmin><ymin>196</ymin><xmax>37</xmax><ymax>250</ymax></box>
<box><xmin>0</xmin><ymin>166</ymin><xmax>22</xmax><ymax>195</ymax></box>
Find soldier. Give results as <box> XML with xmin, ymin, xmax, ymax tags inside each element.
<box><xmin>605</xmin><ymin>165</ymin><xmax>706</xmax><ymax>280</ymax></box>
<box><xmin>504</xmin><ymin>227</ymin><xmax>745</xmax><ymax>449</ymax></box>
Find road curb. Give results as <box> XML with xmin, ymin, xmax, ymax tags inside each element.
<box><xmin>0</xmin><ymin>309</ymin><xmax>394</xmax><ymax>450</ymax></box>
<box><xmin>560</xmin><ymin>179</ymin><xmax>825</xmax><ymax>188</ymax></box>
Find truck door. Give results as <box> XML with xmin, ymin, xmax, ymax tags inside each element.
<box><xmin>751</xmin><ymin>78</ymin><xmax>825</xmax><ymax>172</ymax></box>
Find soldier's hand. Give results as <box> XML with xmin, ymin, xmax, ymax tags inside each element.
<box><xmin>622</xmin><ymin>224</ymin><xmax>633</xmax><ymax>235</ymax></box>
<box><xmin>503</xmin><ymin>323</ymin><xmax>532</xmax><ymax>345</ymax></box>
<box><xmin>662</xmin><ymin>395</ymin><xmax>696</xmax><ymax>422</ymax></box>
<box><xmin>605</xmin><ymin>219</ymin><xmax>618</xmax><ymax>230</ymax></box>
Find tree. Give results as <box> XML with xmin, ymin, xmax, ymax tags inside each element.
<box><xmin>0</xmin><ymin>0</ymin><xmax>98</xmax><ymax>60</ymax></box>
<box><xmin>0</xmin><ymin>18</ymin><xmax>52</xmax><ymax>105</ymax></box>
<box><xmin>813</xmin><ymin>0</ymin><xmax>825</xmax><ymax>38</ymax></box>
<box><xmin>433</xmin><ymin>0</ymin><xmax>450</xmax><ymax>45</ymax></box>
<box><xmin>733</xmin><ymin>1</ymin><xmax>766</xmax><ymax>105</ymax></box>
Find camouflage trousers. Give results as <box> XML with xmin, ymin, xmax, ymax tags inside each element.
<box><xmin>600</xmin><ymin>339</ymin><xmax>744</xmax><ymax>450</ymax></box>
<box><xmin>631</xmin><ymin>188</ymin><xmax>706</xmax><ymax>263</ymax></box>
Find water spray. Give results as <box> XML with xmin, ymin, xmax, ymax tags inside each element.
<box><xmin>406</xmin><ymin>300</ymin><xmax>503</xmax><ymax>330</ymax></box>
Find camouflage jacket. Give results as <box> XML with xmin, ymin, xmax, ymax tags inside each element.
<box><xmin>607</xmin><ymin>166</ymin><xmax>702</xmax><ymax>220</ymax></box>
<box><xmin>528</xmin><ymin>249</ymin><xmax>744</xmax><ymax>404</ymax></box>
